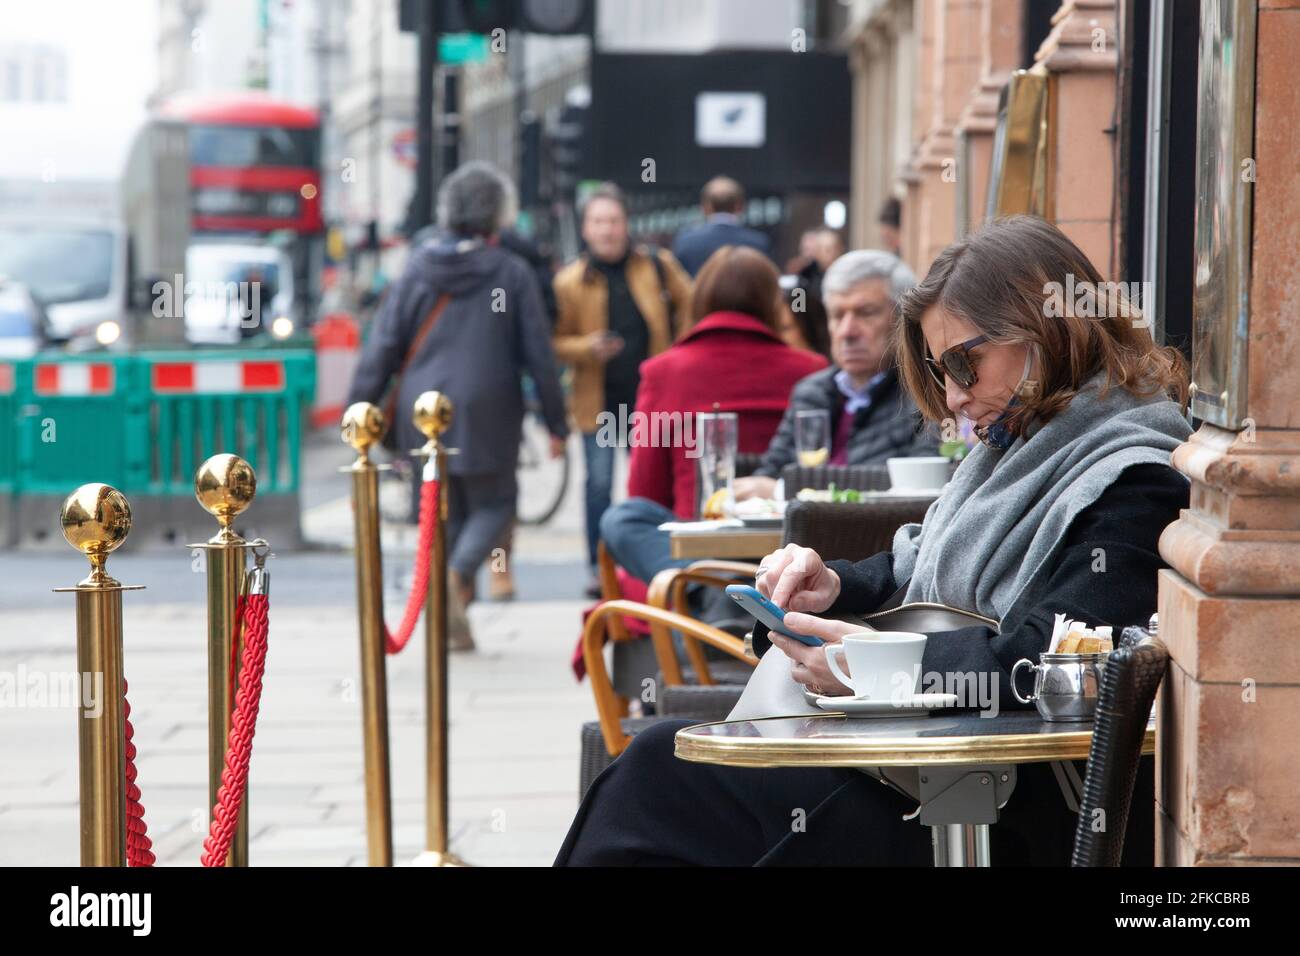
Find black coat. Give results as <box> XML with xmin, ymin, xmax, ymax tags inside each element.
<box><xmin>347</xmin><ymin>234</ymin><xmax>569</xmax><ymax>474</ymax></box>
<box><xmin>754</xmin><ymin>366</ymin><xmax>938</xmax><ymax>478</ymax></box>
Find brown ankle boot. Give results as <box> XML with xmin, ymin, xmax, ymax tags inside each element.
<box><xmin>447</xmin><ymin>570</ymin><xmax>476</xmax><ymax>652</ymax></box>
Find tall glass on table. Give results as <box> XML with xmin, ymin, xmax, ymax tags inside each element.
<box><xmin>796</xmin><ymin>409</ymin><xmax>831</xmax><ymax>467</ymax></box>
<box><xmin>696</xmin><ymin>411</ymin><xmax>738</xmax><ymax>519</ymax></box>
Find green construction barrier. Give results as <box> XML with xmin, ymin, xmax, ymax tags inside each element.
<box><xmin>0</xmin><ymin>350</ymin><xmax>315</xmax><ymax>498</ymax></box>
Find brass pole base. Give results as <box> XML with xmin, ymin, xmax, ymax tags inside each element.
<box><xmin>411</xmin><ymin>850</ymin><xmax>470</xmax><ymax>868</ymax></box>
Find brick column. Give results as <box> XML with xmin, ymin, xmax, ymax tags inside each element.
<box><xmin>1155</xmin><ymin>1</ymin><xmax>1300</xmax><ymax>865</ymax></box>
<box><xmin>1032</xmin><ymin>0</ymin><xmax>1119</xmax><ymax>276</ymax></box>
<box><xmin>955</xmin><ymin>0</ymin><xmax>1023</xmax><ymax>233</ymax></box>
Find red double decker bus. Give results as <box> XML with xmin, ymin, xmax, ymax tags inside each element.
<box><xmin>159</xmin><ymin>91</ymin><xmax>323</xmax><ymax>236</ymax></box>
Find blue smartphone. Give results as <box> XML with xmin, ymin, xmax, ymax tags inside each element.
<box><xmin>725</xmin><ymin>584</ymin><xmax>824</xmax><ymax>647</ymax></box>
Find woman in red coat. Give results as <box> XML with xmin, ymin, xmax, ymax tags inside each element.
<box><xmin>600</xmin><ymin>245</ymin><xmax>827</xmax><ymax>584</ymax></box>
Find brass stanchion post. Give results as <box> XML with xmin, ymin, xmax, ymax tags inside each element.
<box><xmin>190</xmin><ymin>453</ymin><xmax>257</xmax><ymax>867</ymax></box>
<box><xmin>55</xmin><ymin>483</ymin><xmax>143</xmax><ymax>866</ymax></box>
<box><xmin>411</xmin><ymin>391</ymin><xmax>466</xmax><ymax>867</ymax></box>
<box><xmin>341</xmin><ymin>402</ymin><xmax>393</xmax><ymax>866</ymax></box>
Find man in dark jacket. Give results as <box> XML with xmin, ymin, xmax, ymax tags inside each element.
<box><xmin>348</xmin><ymin>162</ymin><xmax>568</xmax><ymax>643</ymax></box>
<box><xmin>671</xmin><ymin>176</ymin><xmax>773</xmax><ymax>276</ymax></box>
<box><xmin>735</xmin><ymin>249</ymin><xmax>937</xmax><ymax>500</ymax></box>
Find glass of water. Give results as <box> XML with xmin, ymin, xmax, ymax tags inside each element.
<box><xmin>696</xmin><ymin>411</ymin><xmax>738</xmax><ymax>518</ymax></box>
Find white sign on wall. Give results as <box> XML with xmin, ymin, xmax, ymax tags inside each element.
<box><xmin>695</xmin><ymin>92</ymin><xmax>766</xmax><ymax>148</ymax></box>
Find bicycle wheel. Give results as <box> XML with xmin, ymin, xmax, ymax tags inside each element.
<box><xmin>516</xmin><ymin>412</ymin><xmax>569</xmax><ymax>526</ymax></box>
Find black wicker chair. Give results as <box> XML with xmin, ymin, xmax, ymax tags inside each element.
<box><xmin>780</xmin><ymin>462</ymin><xmax>890</xmax><ymax>494</ymax></box>
<box><xmin>1071</xmin><ymin>628</ymin><xmax>1169</xmax><ymax>866</ymax></box>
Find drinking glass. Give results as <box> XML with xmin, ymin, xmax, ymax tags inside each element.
<box><xmin>696</xmin><ymin>411</ymin><xmax>738</xmax><ymax>518</ymax></box>
<box><xmin>796</xmin><ymin>409</ymin><xmax>831</xmax><ymax>467</ymax></box>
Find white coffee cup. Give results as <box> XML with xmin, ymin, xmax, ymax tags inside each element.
<box><xmin>886</xmin><ymin>456</ymin><xmax>951</xmax><ymax>491</ymax></box>
<box><xmin>823</xmin><ymin>630</ymin><xmax>927</xmax><ymax>700</ymax></box>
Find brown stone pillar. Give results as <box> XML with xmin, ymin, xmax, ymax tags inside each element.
<box><xmin>906</xmin><ymin>0</ymin><xmax>983</xmax><ymax>272</ymax></box>
<box><xmin>1155</xmin><ymin>1</ymin><xmax>1300</xmax><ymax>865</ymax></box>
<box><xmin>1032</xmin><ymin>0</ymin><xmax>1119</xmax><ymax>276</ymax></box>
<box><xmin>955</xmin><ymin>0</ymin><xmax>1023</xmax><ymax>233</ymax></box>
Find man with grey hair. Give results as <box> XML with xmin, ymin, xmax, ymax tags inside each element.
<box><xmin>349</xmin><ymin>161</ymin><xmax>569</xmax><ymax>646</ymax></box>
<box><xmin>735</xmin><ymin>249</ymin><xmax>938</xmax><ymax>500</ymax></box>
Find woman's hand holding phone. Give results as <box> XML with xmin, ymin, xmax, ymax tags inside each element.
<box><xmin>755</xmin><ymin>544</ymin><xmax>841</xmax><ymax>614</ymax></box>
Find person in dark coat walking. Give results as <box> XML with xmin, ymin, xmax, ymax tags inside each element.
<box><xmin>347</xmin><ymin>162</ymin><xmax>568</xmax><ymax>642</ymax></box>
<box><xmin>671</xmin><ymin>176</ymin><xmax>774</xmax><ymax>277</ymax></box>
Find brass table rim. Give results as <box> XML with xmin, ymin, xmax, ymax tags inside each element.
<box><xmin>674</xmin><ymin>713</ymin><xmax>1156</xmax><ymax>769</ymax></box>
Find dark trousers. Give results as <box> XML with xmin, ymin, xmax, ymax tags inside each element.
<box><xmin>436</xmin><ymin>470</ymin><xmax>517</xmax><ymax>580</ymax></box>
<box><xmin>555</xmin><ymin>720</ymin><xmax>1156</xmax><ymax>866</ymax></box>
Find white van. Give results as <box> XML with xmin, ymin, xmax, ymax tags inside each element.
<box><xmin>183</xmin><ymin>242</ymin><xmax>296</xmax><ymax>346</ymax></box>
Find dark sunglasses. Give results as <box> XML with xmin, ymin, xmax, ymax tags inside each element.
<box><xmin>925</xmin><ymin>334</ymin><xmax>989</xmax><ymax>390</ymax></box>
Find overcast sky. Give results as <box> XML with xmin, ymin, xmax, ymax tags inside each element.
<box><xmin>0</xmin><ymin>0</ymin><xmax>159</xmax><ymax>181</ymax></box>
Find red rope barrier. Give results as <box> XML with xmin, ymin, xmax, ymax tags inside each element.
<box><xmin>383</xmin><ymin>477</ymin><xmax>439</xmax><ymax>654</ymax></box>
<box><xmin>202</xmin><ymin>592</ymin><xmax>271</xmax><ymax>867</ymax></box>
<box><xmin>123</xmin><ymin>679</ymin><xmax>155</xmax><ymax>868</ymax></box>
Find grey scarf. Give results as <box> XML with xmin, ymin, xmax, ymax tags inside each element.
<box><xmin>891</xmin><ymin>374</ymin><xmax>1191</xmax><ymax>631</ymax></box>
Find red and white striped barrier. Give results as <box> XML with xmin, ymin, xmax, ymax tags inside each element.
<box><xmin>34</xmin><ymin>362</ymin><xmax>115</xmax><ymax>396</ymax></box>
<box><xmin>311</xmin><ymin>313</ymin><xmax>360</xmax><ymax>428</ymax></box>
<box><xmin>151</xmin><ymin>360</ymin><xmax>285</xmax><ymax>393</ymax></box>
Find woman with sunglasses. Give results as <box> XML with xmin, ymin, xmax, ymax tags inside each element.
<box><xmin>555</xmin><ymin>215</ymin><xmax>1191</xmax><ymax>866</ymax></box>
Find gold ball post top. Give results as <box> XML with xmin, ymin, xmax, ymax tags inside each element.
<box><xmin>60</xmin><ymin>483</ymin><xmax>131</xmax><ymax>586</ymax></box>
<box><xmin>341</xmin><ymin>402</ymin><xmax>386</xmax><ymax>462</ymax></box>
<box><xmin>194</xmin><ymin>453</ymin><xmax>257</xmax><ymax>542</ymax></box>
<box><xmin>412</xmin><ymin>391</ymin><xmax>453</xmax><ymax>445</ymax></box>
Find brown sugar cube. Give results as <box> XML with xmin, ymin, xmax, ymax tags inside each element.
<box><xmin>1077</xmin><ymin>636</ymin><xmax>1103</xmax><ymax>653</ymax></box>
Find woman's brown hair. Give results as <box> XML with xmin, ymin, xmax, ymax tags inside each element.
<box><xmin>685</xmin><ymin>245</ymin><xmax>781</xmax><ymax>335</ymax></box>
<box><xmin>895</xmin><ymin>215</ymin><xmax>1189</xmax><ymax>426</ymax></box>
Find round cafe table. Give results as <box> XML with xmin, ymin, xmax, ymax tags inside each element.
<box><xmin>674</xmin><ymin>710</ymin><xmax>1155</xmax><ymax>867</ymax></box>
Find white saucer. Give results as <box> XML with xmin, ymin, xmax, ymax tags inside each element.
<box><xmin>877</xmin><ymin>486</ymin><xmax>947</xmax><ymax>497</ymax></box>
<box><xmin>814</xmin><ymin>692</ymin><xmax>959</xmax><ymax>717</ymax></box>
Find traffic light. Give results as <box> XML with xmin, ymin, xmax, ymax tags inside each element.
<box><xmin>519</xmin><ymin>112</ymin><xmax>542</xmax><ymax>208</ymax></box>
<box><xmin>398</xmin><ymin>0</ymin><xmax>594</xmax><ymax>36</ymax></box>
<box><xmin>548</xmin><ymin>100</ymin><xmax>589</xmax><ymax>201</ymax></box>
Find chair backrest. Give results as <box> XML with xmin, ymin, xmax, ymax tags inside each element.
<box><xmin>780</xmin><ymin>463</ymin><xmax>890</xmax><ymax>494</ymax></box>
<box><xmin>782</xmin><ymin>497</ymin><xmax>933</xmax><ymax>563</ymax></box>
<box><xmin>736</xmin><ymin>451</ymin><xmax>764</xmax><ymax>479</ymax></box>
<box><xmin>1071</xmin><ymin>632</ymin><xmax>1169</xmax><ymax>867</ymax></box>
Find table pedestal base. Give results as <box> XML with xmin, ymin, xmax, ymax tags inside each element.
<box><xmin>931</xmin><ymin>824</ymin><xmax>992</xmax><ymax>866</ymax></box>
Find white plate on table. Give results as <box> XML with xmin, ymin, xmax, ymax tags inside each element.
<box><xmin>738</xmin><ymin>514</ymin><xmax>783</xmax><ymax>529</ymax></box>
<box><xmin>814</xmin><ymin>692</ymin><xmax>959</xmax><ymax>717</ymax></box>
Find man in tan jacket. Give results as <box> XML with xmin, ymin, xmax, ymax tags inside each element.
<box><xmin>553</xmin><ymin>183</ymin><xmax>692</xmax><ymax>593</ymax></box>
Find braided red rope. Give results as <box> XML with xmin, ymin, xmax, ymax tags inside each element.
<box><xmin>383</xmin><ymin>477</ymin><xmax>439</xmax><ymax>654</ymax></box>
<box><xmin>123</xmin><ymin>679</ymin><xmax>155</xmax><ymax>867</ymax></box>
<box><xmin>201</xmin><ymin>592</ymin><xmax>270</xmax><ymax>867</ymax></box>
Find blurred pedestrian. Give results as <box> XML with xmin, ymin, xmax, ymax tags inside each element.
<box><xmin>671</xmin><ymin>176</ymin><xmax>774</xmax><ymax>276</ymax></box>
<box><xmin>348</xmin><ymin>161</ymin><xmax>568</xmax><ymax>649</ymax></box>
<box><xmin>878</xmin><ymin>197</ymin><xmax>903</xmax><ymax>257</ymax></box>
<box><xmin>553</xmin><ymin>183</ymin><xmax>692</xmax><ymax>598</ymax></box>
